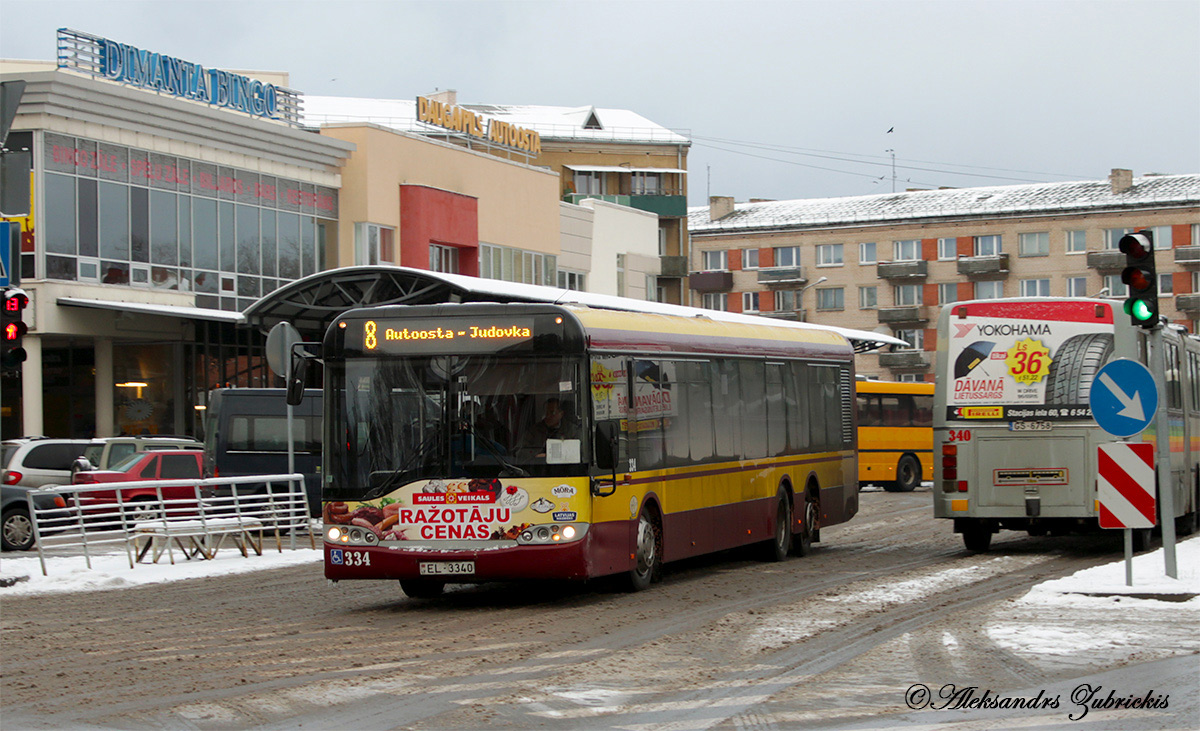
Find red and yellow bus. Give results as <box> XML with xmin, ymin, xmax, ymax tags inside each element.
<box><xmin>855</xmin><ymin>380</ymin><xmax>934</xmax><ymax>492</ymax></box>
<box><xmin>317</xmin><ymin>302</ymin><xmax>859</xmax><ymax>596</ymax></box>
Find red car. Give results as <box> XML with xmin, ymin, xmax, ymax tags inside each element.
<box><xmin>72</xmin><ymin>449</ymin><xmax>206</xmax><ymax>520</ymax></box>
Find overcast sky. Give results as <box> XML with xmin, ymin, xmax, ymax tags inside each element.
<box><xmin>2</xmin><ymin>0</ymin><xmax>1197</xmax><ymax>205</ymax></box>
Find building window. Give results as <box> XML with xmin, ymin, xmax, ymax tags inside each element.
<box><xmin>893</xmin><ymin>239</ymin><xmax>921</xmax><ymax>262</ymax></box>
<box><xmin>1193</xmin><ymin>224</ymin><xmax>1199</xmax><ymax>246</ymax></box>
<box><xmin>1149</xmin><ymin>225</ymin><xmax>1173</xmax><ymax>249</ymax></box>
<box><xmin>1066</xmin><ymin>230</ymin><xmax>1087</xmax><ymax>253</ymax></box>
<box><xmin>937</xmin><ymin>282</ymin><xmax>958</xmax><ymax>304</ymax></box>
<box><xmin>701</xmin><ymin>250</ymin><xmax>727</xmax><ymax>271</ymax></box>
<box><xmin>355</xmin><ymin>223</ymin><xmax>395</xmax><ymax>266</ymax></box>
<box><xmin>558</xmin><ymin>269</ymin><xmax>587</xmax><ymax>291</ymax></box>
<box><xmin>1067</xmin><ymin>276</ymin><xmax>1088</xmax><ymax>297</ymax></box>
<box><xmin>816</xmin><ymin>243</ymin><xmax>843</xmax><ymax>267</ymax></box>
<box><xmin>1019</xmin><ymin>232</ymin><xmax>1049</xmax><ymax>257</ymax></box>
<box><xmin>573</xmin><ymin>171</ymin><xmax>603</xmax><ymax>195</ymax></box>
<box><xmin>774</xmin><ymin>246</ymin><xmax>799</xmax><ymax>267</ymax></box>
<box><xmin>974</xmin><ymin>280</ymin><xmax>1003</xmax><ymax>299</ymax></box>
<box><xmin>894</xmin><ymin>283</ymin><xmax>922</xmax><ymax>306</ymax></box>
<box><xmin>1020</xmin><ymin>278</ymin><xmax>1050</xmax><ymax>297</ymax></box>
<box><xmin>430</xmin><ymin>244</ymin><xmax>459</xmax><ymax>274</ymax></box>
<box><xmin>1159</xmin><ymin>272</ymin><xmax>1173</xmax><ymax>295</ymax></box>
<box><xmin>858</xmin><ymin>242</ymin><xmax>877</xmax><ymax>264</ymax></box>
<box><xmin>895</xmin><ymin>329</ymin><xmax>923</xmax><ymax>350</ymax></box>
<box><xmin>937</xmin><ymin>237</ymin><xmax>957</xmax><ymax>260</ymax></box>
<box><xmin>974</xmin><ymin>235</ymin><xmax>1002</xmax><ymax>257</ymax></box>
<box><xmin>742</xmin><ymin>249</ymin><xmax>759</xmax><ymax>269</ymax></box>
<box><xmin>742</xmin><ymin>291</ymin><xmax>760</xmax><ymax>312</ymax></box>
<box><xmin>816</xmin><ymin>287</ymin><xmax>844</xmax><ymax>310</ymax></box>
<box><xmin>702</xmin><ymin>293</ymin><xmax>727</xmax><ymax>311</ymax></box>
<box><xmin>631</xmin><ymin>172</ymin><xmax>661</xmax><ymax>195</ymax></box>
<box><xmin>1102</xmin><ymin>274</ymin><xmax>1127</xmax><ymax>297</ymax></box>
<box><xmin>1103</xmin><ymin>228</ymin><xmax>1135</xmax><ymax>250</ymax></box>
<box><xmin>658</xmin><ymin>227</ymin><xmax>667</xmax><ymax>256</ymax></box>
<box><xmin>859</xmin><ymin>286</ymin><xmax>877</xmax><ymax>309</ymax></box>
<box><xmin>775</xmin><ymin>290</ymin><xmax>796</xmax><ymax>311</ymax></box>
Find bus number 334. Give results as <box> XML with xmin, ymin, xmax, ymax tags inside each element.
<box><xmin>331</xmin><ymin>549</ymin><xmax>371</xmax><ymax>567</ymax></box>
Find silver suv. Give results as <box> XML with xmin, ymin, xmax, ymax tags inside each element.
<box><xmin>76</xmin><ymin>435</ymin><xmax>201</xmax><ymax>474</ymax></box>
<box><xmin>1</xmin><ymin>438</ymin><xmax>92</xmax><ymax>488</ymax></box>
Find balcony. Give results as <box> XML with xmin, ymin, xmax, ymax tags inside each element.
<box><xmin>659</xmin><ymin>256</ymin><xmax>688</xmax><ymax>278</ymax></box>
<box><xmin>876</xmin><ymin>260</ymin><xmax>928</xmax><ymax>280</ymax></box>
<box><xmin>957</xmin><ymin>253</ymin><xmax>1010</xmax><ymax>279</ymax></box>
<box><xmin>761</xmin><ymin>309</ymin><xmax>806</xmax><ymax>322</ymax></box>
<box><xmin>878</xmin><ymin>305</ymin><xmax>930</xmax><ymax>327</ymax></box>
<box><xmin>564</xmin><ymin>193</ymin><xmax>688</xmax><ymax>218</ymax></box>
<box><xmin>628</xmin><ymin>194</ymin><xmax>688</xmax><ymax>218</ymax></box>
<box><xmin>878</xmin><ymin>350</ymin><xmax>932</xmax><ymax>371</ymax></box>
<box><xmin>1085</xmin><ymin>249</ymin><xmax>1126</xmax><ymax>272</ymax></box>
<box><xmin>1175</xmin><ymin>246</ymin><xmax>1200</xmax><ymax>267</ymax></box>
<box><xmin>757</xmin><ymin>266</ymin><xmax>807</xmax><ymax>287</ymax></box>
<box><xmin>1176</xmin><ymin>293</ymin><xmax>1200</xmax><ymax>313</ymax></box>
<box><xmin>688</xmin><ymin>270</ymin><xmax>734</xmax><ymax>293</ymax></box>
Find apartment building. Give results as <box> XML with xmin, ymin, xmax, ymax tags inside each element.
<box><xmin>687</xmin><ymin>170</ymin><xmax>1200</xmax><ymax>381</ymax></box>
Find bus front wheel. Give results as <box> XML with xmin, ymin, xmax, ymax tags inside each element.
<box><xmin>625</xmin><ymin>506</ymin><xmax>662</xmax><ymax>592</ymax></box>
<box><xmin>884</xmin><ymin>455</ymin><xmax>921</xmax><ymax>493</ymax></box>
<box><xmin>399</xmin><ymin>579</ymin><xmax>445</xmax><ymax>598</ymax></box>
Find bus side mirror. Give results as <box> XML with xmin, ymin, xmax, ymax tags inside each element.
<box><xmin>594</xmin><ymin>421</ymin><xmax>617</xmax><ymax>471</ymax></box>
<box><xmin>285</xmin><ymin>353</ymin><xmax>309</xmax><ymax>406</ymax></box>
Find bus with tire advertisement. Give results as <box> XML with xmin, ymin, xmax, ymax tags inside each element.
<box><xmin>933</xmin><ymin>297</ymin><xmax>1200</xmax><ymax>551</ymax></box>
<box><xmin>316</xmin><ymin>302</ymin><xmax>861</xmax><ymax>597</ymax></box>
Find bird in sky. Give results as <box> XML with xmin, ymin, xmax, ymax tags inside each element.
<box><xmin>887</xmin><ymin>127</ymin><xmax>894</xmax><ymax>133</ymax></box>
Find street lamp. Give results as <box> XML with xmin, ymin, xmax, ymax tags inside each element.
<box><xmin>798</xmin><ymin>276</ymin><xmax>828</xmax><ymax>320</ymax></box>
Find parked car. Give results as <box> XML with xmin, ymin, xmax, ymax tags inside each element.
<box><xmin>2</xmin><ymin>484</ymin><xmax>68</xmax><ymax>551</ymax></box>
<box><xmin>73</xmin><ymin>449</ymin><xmax>207</xmax><ymax>520</ymax></box>
<box><xmin>1</xmin><ymin>438</ymin><xmax>92</xmax><ymax>488</ymax></box>
<box><xmin>74</xmin><ymin>435</ymin><xmax>201</xmax><ymax>475</ymax></box>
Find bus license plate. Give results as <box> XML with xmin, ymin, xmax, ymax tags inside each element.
<box><xmin>419</xmin><ymin>561</ymin><xmax>474</xmax><ymax>576</ymax></box>
<box><xmin>1010</xmin><ymin>421</ymin><xmax>1052</xmax><ymax>432</ymax></box>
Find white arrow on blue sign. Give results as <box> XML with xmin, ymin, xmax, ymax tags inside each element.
<box><xmin>1089</xmin><ymin>358</ymin><xmax>1158</xmax><ymax>438</ymax></box>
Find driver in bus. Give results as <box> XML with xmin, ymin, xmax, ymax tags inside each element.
<box><xmin>519</xmin><ymin>397</ymin><xmax>579</xmax><ymax>457</ymax></box>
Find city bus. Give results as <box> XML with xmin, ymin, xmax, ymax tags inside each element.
<box><xmin>934</xmin><ymin>297</ymin><xmax>1200</xmax><ymax>551</ymax></box>
<box><xmin>855</xmin><ymin>380</ymin><xmax>933</xmax><ymax>492</ymax></box>
<box><xmin>317</xmin><ymin>302</ymin><xmax>859</xmax><ymax>596</ymax></box>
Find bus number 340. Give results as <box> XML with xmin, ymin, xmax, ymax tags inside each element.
<box><xmin>947</xmin><ymin>429</ymin><xmax>972</xmax><ymax>442</ymax></box>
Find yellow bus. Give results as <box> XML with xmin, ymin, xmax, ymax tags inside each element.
<box><xmin>855</xmin><ymin>380</ymin><xmax>934</xmax><ymax>492</ymax></box>
<box><xmin>315</xmin><ymin>302</ymin><xmax>860</xmax><ymax>596</ymax></box>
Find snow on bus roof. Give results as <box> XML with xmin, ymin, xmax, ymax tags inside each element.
<box><xmin>407</xmin><ymin>267</ymin><xmax>906</xmax><ymax>352</ymax></box>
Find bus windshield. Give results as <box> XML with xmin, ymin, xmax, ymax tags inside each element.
<box><xmin>327</xmin><ymin>354</ymin><xmax>588</xmax><ymax>500</ymax></box>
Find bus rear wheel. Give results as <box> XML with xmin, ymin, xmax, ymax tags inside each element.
<box><xmin>884</xmin><ymin>455</ymin><xmax>921</xmax><ymax>493</ymax></box>
<box><xmin>625</xmin><ymin>506</ymin><xmax>661</xmax><ymax>592</ymax></box>
<box><xmin>399</xmin><ymin>579</ymin><xmax>445</xmax><ymax>598</ymax></box>
<box><xmin>792</xmin><ymin>488</ymin><xmax>818</xmax><ymax>557</ymax></box>
<box><xmin>962</xmin><ymin>523</ymin><xmax>992</xmax><ymax>552</ymax></box>
<box><xmin>762</xmin><ymin>491</ymin><xmax>792</xmax><ymax>562</ymax></box>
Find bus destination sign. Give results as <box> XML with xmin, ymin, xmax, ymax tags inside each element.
<box><xmin>356</xmin><ymin>316</ymin><xmax>545</xmax><ymax>354</ymax></box>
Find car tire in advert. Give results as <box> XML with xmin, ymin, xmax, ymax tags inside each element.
<box><xmin>1045</xmin><ymin>333</ymin><xmax>1113</xmax><ymax>404</ymax></box>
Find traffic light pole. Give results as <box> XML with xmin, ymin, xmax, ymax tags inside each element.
<box><xmin>1148</xmin><ymin>326</ymin><xmax>1178</xmax><ymax>578</ymax></box>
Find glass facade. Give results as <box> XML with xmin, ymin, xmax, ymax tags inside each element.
<box><xmin>39</xmin><ymin>132</ymin><xmax>338</xmax><ymax>312</ymax></box>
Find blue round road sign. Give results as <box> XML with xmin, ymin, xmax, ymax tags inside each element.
<box><xmin>1089</xmin><ymin>358</ymin><xmax>1158</xmax><ymax>438</ymax></box>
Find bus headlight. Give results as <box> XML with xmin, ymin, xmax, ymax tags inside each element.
<box><xmin>327</xmin><ymin>526</ymin><xmax>344</xmax><ymax>542</ymax></box>
<box><xmin>562</xmin><ymin>525</ymin><xmax>576</xmax><ymax>539</ymax></box>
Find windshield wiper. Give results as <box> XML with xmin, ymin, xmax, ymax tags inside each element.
<box><xmin>360</xmin><ymin>429</ymin><xmax>443</xmax><ymax>501</ymax></box>
<box><xmin>456</xmin><ymin>419</ymin><xmax>528</xmax><ymax>478</ymax></box>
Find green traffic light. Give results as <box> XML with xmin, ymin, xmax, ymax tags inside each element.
<box><xmin>1130</xmin><ymin>298</ymin><xmax>1155</xmax><ymax>321</ymax></box>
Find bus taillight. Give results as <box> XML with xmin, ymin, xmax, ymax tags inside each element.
<box><xmin>941</xmin><ymin>444</ymin><xmax>959</xmax><ymax>491</ymax></box>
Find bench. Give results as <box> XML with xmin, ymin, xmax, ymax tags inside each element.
<box><xmin>130</xmin><ymin>517</ymin><xmax>265</xmax><ymax>564</ymax></box>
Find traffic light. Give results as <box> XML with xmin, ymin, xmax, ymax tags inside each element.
<box><xmin>1119</xmin><ymin>230</ymin><xmax>1158</xmax><ymax>328</ymax></box>
<box><xmin>1</xmin><ymin>287</ymin><xmax>28</xmax><ymax>370</ymax></box>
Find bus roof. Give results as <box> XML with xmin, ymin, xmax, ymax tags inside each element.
<box><xmin>567</xmin><ymin>305</ymin><xmax>854</xmax><ymax>361</ymax></box>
